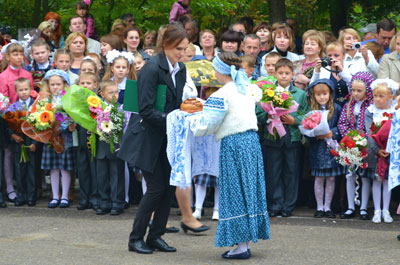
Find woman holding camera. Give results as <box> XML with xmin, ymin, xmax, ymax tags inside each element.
<box><xmin>339</xmin><ymin>28</ymin><xmax>379</xmax><ymax>78</ymax></box>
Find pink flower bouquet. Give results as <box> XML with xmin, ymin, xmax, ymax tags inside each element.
<box><xmin>299</xmin><ymin>110</ymin><xmax>330</xmax><ymax>137</ymax></box>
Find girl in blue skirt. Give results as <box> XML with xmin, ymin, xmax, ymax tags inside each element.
<box><xmin>190</xmin><ymin>51</ymin><xmax>270</xmax><ymax>260</ymax></box>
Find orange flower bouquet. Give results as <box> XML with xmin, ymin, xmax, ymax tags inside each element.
<box><xmin>3</xmin><ymin>101</ymin><xmax>28</xmax><ymax>134</ymax></box>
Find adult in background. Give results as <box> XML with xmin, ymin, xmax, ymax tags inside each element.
<box><xmin>378</xmin><ymin>31</ymin><xmax>400</xmax><ymax>83</ymax></box>
<box><xmin>254</xmin><ymin>22</ymin><xmax>273</xmax><ymax>55</ymax></box>
<box><xmin>199</xmin><ymin>30</ymin><xmax>217</xmax><ymax>61</ymax></box>
<box><xmin>124</xmin><ymin>26</ymin><xmax>151</xmax><ymax>62</ymax></box>
<box><xmin>65</xmin><ymin>32</ymin><xmax>88</xmax><ymax>74</ymax></box>
<box><xmin>362</xmin><ymin>18</ymin><xmax>396</xmax><ymax>55</ymax></box>
<box><xmin>69</xmin><ymin>16</ymin><xmax>100</xmax><ymax>55</ymax></box>
<box><xmin>121</xmin><ymin>13</ymin><xmax>135</xmax><ymax>27</ymax></box>
<box><xmin>242</xmin><ymin>34</ymin><xmax>261</xmax><ymax>79</ymax></box>
<box><xmin>120</xmin><ymin>24</ymin><xmax>189</xmax><ymax>255</ymax></box>
<box><xmin>359</xmin><ymin>23</ymin><xmax>377</xmax><ymax>42</ymax></box>
<box><xmin>287</xmin><ymin>18</ymin><xmax>302</xmax><ymax>55</ymax></box>
<box><xmin>184</xmin><ymin>19</ymin><xmax>200</xmax><ymax>47</ymax></box>
<box><xmin>218</xmin><ymin>29</ymin><xmax>242</xmax><ymax>55</ymax></box>
<box><xmin>44</xmin><ymin>12</ymin><xmax>65</xmax><ymax>48</ymax></box>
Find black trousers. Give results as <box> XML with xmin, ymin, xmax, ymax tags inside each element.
<box><xmin>13</xmin><ymin>144</ymin><xmax>36</xmax><ymax>202</ymax></box>
<box><xmin>0</xmin><ymin>150</ymin><xmax>4</xmax><ymax>203</ymax></box>
<box><xmin>129</xmin><ymin>148</ymin><xmax>175</xmax><ymax>242</ymax></box>
<box><xmin>76</xmin><ymin>148</ymin><xmax>99</xmax><ymax>207</ymax></box>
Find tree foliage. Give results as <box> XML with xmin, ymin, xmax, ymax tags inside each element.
<box><xmin>0</xmin><ymin>0</ymin><xmax>399</xmax><ymax>40</ymax></box>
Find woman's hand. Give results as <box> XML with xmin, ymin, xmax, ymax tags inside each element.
<box><xmin>378</xmin><ymin>149</ymin><xmax>389</xmax><ymax>158</ymax></box>
<box><xmin>331</xmin><ymin>58</ymin><xmax>343</xmax><ymax>72</ymax></box>
<box><xmin>316</xmin><ymin>131</ymin><xmax>333</xmax><ymax>139</ymax></box>
<box><xmin>68</xmin><ymin>123</ymin><xmax>77</xmax><ymax>132</ymax></box>
<box><xmin>360</xmin><ymin>45</ymin><xmax>369</xmax><ymax>65</ymax></box>
<box><xmin>315</xmin><ymin>58</ymin><xmax>322</xmax><ymax>73</ymax></box>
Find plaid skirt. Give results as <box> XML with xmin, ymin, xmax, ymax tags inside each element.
<box><xmin>361</xmin><ymin>168</ymin><xmax>387</xmax><ymax>181</ymax></box>
<box><xmin>194</xmin><ymin>174</ymin><xmax>218</xmax><ymax>188</ymax></box>
<box><xmin>311</xmin><ymin>166</ymin><xmax>345</xmax><ymax>177</ymax></box>
<box><xmin>41</xmin><ymin>145</ymin><xmax>75</xmax><ymax>171</ymax></box>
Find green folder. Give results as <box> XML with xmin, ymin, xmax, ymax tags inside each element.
<box><xmin>123</xmin><ymin>79</ymin><xmax>167</xmax><ymax>112</ymax></box>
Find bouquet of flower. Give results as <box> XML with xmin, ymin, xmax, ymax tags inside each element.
<box><xmin>246</xmin><ymin>84</ymin><xmax>262</xmax><ymax>103</ymax></box>
<box><xmin>3</xmin><ymin>101</ymin><xmax>28</xmax><ymax>134</ymax></box>
<box><xmin>31</xmin><ymin>70</ymin><xmax>46</xmax><ymax>88</ymax></box>
<box><xmin>370</xmin><ymin>112</ymin><xmax>393</xmax><ymax>135</ymax></box>
<box><xmin>21</xmin><ymin>98</ymin><xmax>64</xmax><ymax>153</ymax></box>
<box><xmin>299</xmin><ymin>110</ymin><xmax>330</xmax><ymax>137</ymax></box>
<box><xmin>252</xmin><ymin>76</ymin><xmax>298</xmax><ymax>138</ymax></box>
<box><xmin>88</xmin><ymin>95</ymin><xmax>124</xmax><ymax>154</ymax></box>
<box><xmin>330</xmin><ymin>130</ymin><xmax>368</xmax><ymax>171</ymax></box>
<box><xmin>0</xmin><ymin>93</ymin><xmax>9</xmax><ymax>112</ymax></box>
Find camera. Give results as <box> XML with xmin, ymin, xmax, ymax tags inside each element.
<box><xmin>321</xmin><ymin>57</ymin><xmax>332</xmax><ymax>68</ymax></box>
<box><xmin>352</xmin><ymin>42</ymin><xmax>361</xmax><ymax>49</ymax></box>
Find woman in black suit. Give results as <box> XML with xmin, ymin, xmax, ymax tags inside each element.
<box><xmin>119</xmin><ymin>24</ymin><xmax>188</xmax><ymax>254</ymax></box>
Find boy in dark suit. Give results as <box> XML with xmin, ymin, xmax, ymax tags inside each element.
<box><xmin>95</xmin><ymin>80</ymin><xmax>125</xmax><ymax>215</ymax></box>
<box><xmin>256</xmin><ymin>58</ymin><xmax>309</xmax><ymax>217</ymax></box>
<box><xmin>0</xmin><ymin>116</ymin><xmax>8</xmax><ymax>208</ymax></box>
<box><xmin>9</xmin><ymin>78</ymin><xmax>38</xmax><ymax>206</ymax></box>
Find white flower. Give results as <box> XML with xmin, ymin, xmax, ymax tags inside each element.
<box><xmin>276</xmin><ymin>86</ymin><xmax>284</xmax><ymax>93</ymax></box>
<box><xmin>101</xmin><ymin>120</ymin><xmax>114</xmax><ymax>133</ymax></box>
<box><xmin>246</xmin><ymin>84</ymin><xmax>262</xmax><ymax>103</ymax></box>
<box><xmin>104</xmin><ymin>106</ymin><xmax>112</xmax><ymax>113</ymax></box>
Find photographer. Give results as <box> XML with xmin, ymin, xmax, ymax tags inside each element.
<box><xmin>310</xmin><ymin>42</ymin><xmax>351</xmax><ymax>106</ymax></box>
<box><xmin>339</xmin><ymin>28</ymin><xmax>379</xmax><ymax>77</ymax></box>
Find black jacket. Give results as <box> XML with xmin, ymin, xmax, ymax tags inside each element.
<box><xmin>118</xmin><ymin>53</ymin><xmax>186</xmax><ymax>173</ymax></box>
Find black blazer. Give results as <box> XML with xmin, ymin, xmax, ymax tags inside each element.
<box><xmin>118</xmin><ymin>53</ymin><xmax>186</xmax><ymax>173</ymax></box>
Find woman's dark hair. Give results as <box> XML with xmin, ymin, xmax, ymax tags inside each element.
<box><xmin>253</xmin><ymin>22</ymin><xmax>271</xmax><ymax>34</ymax></box>
<box><xmin>218</xmin><ymin>30</ymin><xmax>242</xmax><ymax>51</ymax></box>
<box><xmin>76</xmin><ymin>1</ymin><xmax>89</xmax><ymax>10</ymax></box>
<box><xmin>162</xmin><ymin>24</ymin><xmax>189</xmax><ymax>50</ymax></box>
<box><xmin>100</xmin><ymin>34</ymin><xmax>123</xmax><ymax>52</ymax></box>
<box><xmin>123</xmin><ymin>26</ymin><xmax>142</xmax><ymax>39</ymax></box>
<box><xmin>217</xmin><ymin>51</ymin><xmax>242</xmax><ymax>70</ymax></box>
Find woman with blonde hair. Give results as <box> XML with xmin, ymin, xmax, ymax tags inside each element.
<box><xmin>339</xmin><ymin>28</ymin><xmax>379</xmax><ymax>77</ymax></box>
<box><xmin>65</xmin><ymin>32</ymin><xmax>88</xmax><ymax>74</ymax></box>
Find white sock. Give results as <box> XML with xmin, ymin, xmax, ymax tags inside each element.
<box><xmin>314</xmin><ymin>177</ymin><xmax>324</xmax><ymax>211</ymax></box>
<box><xmin>124</xmin><ymin>163</ymin><xmax>130</xmax><ymax>203</ymax></box>
<box><xmin>228</xmin><ymin>241</ymin><xmax>249</xmax><ymax>255</ymax></box>
<box><xmin>360</xmin><ymin>178</ymin><xmax>370</xmax><ymax>212</ymax></box>
<box><xmin>50</xmin><ymin>169</ymin><xmax>60</xmax><ymax>200</ymax></box>
<box><xmin>195</xmin><ymin>184</ymin><xmax>207</xmax><ymax>210</ymax></box>
<box><xmin>382</xmin><ymin>180</ymin><xmax>391</xmax><ymax>211</ymax></box>
<box><xmin>214</xmin><ymin>187</ymin><xmax>219</xmax><ymax>211</ymax></box>
<box><xmin>345</xmin><ymin>174</ymin><xmax>356</xmax><ymax>213</ymax></box>
<box><xmin>60</xmin><ymin>170</ymin><xmax>71</xmax><ymax>200</ymax></box>
<box><xmin>142</xmin><ymin>177</ymin><xmax>147</xmax><ymax>195</ymax></box>
<box><xmin>324</xmin><ymin>176</ymin><xmax>335</xmax><ymax>211</ymax></box>
<box><xmin>372</xmin><ymin>180</ymin><xmax>381</xmax><ymax>211</ymax></box>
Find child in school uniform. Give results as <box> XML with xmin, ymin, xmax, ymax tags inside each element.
<box><xmin>95</xmin><ymin>80</ymin><xmax>125</xmax><ymax>215</ymax></box>
<box><xmin>75</xmin><ymin>72</ymin><xmax>100</xmax><ymax>210</ymax></box>
<box><xmin>0</xmin><ymin>116</ymin><xmax>8</xmax><ymax>208</ymax></box>
<box><xmin>9</xmin><ymin>78</ymin><xmax>38</xmax><ymax>206</ymax></box>
<box><xmin>40</xmin><ymin>69</ymin><xmax>76</xmax><ymax>208</ymax></box>
<box><xmin>306</xmin><ymin>79</ymin><xmax>344</xmax><ymax>218</ymax></box>
<box><xmin>256</xmin><ymin>58</ymin><xmax>309</xmax><ymax>217</ymax></box>
<box><xmin>0</xmin><ymin>42</ymin><xmax>36</xmax><ymax>203</ymax></box>
<box><xmin>365</xmin><ymin>79</ymin><xmax>398</xmax><ymax>223</ymax></box>
<box><xmin>337</xmin><ymin>71</ymin><xmax>374</xmax><ymax>220</ymax></box>
<box><xmin>25</xmin><ymin>39</ymin><xmax>53</xmax><ymax>92</ymax></box>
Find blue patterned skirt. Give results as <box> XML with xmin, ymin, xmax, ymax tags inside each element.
<box><xmin>194</xmin><ymin>174</ymin><xmax>218</xmax><ymax>188</ymax></box>
<box><xmin>215</xmin><ymin>130</ymin><xmax>270</xmax><ymax>247</ymax></box>
<box><xmin>41</xmin><ymin>145</ymin><xmax>75</xmax><ymax>171</ymax></box>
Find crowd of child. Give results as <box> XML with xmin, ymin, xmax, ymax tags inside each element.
<box><xmin>1</xmin><ymin>1</ymin><xmax>400</xmax><ymax>231</ymax></box>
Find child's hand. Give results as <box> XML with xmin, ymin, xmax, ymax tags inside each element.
<box><xmin>11</xmin><ymin>134</ymin><xmax>24</xmax><ymax>143</ymax></box>
<box><xmin>281</xmin><ymin>114</ymin><xmax>295</xmax><ymax>125</ymax></box>
<box><xmin>378</xmin><ymin>149</ymin><xmax>389</xmax><ymax>158</ymax></box>
<box><xmin>29</xmin><ymin>144</ymin><xmax>36</xmax><ymax>152</ymax></box>
<box><xmin>317</xmin><ymin>131</ymin><xmax>333</xmax><ymax>139</ymax></box>
<box><xmin>34</xmin><ymin>78</ymin><xmax>41</xmax><ymax>87</ymax></box>
<box><xmin>68</xmin><ymin>123</ymin><xmax>77</xmax><ymax>132</ymax></box>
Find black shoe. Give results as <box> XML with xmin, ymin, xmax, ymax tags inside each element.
<box><xmin>324</xmin><ymin>210</ymin><xmax>336</xmax><ymax>218</ymax></box>
<box><xmin>0</xmin><ymin>201</ymin><xmax>6</xmax><ymax>208</ymax></box>
<box><xmin>180</xmin><ymin>222</ymin><xmax>210</xmax><ymax>233</ymax></box>
<box><xmin>124</xmin><ymin>202</ymin><xmax>130</xmax><ymax>209</ymax></box>
<box><xmin>77</xmin><ymin>203</ymin><xmax>91</xmax><ymax>210</ymax></box>
<box><xmin>282</xmin><ymin>211</ymin><xmax>292</xmax><ymax>217</ymax></box>
<box><xmin>340</xmin><ymin>209</ymin><xmax>355</xmax><ymax>219</ymax></box>
<box><xmin>59</xmin><ymin>199</ymin><xmax>70</xmax><ymax>208</ymax></box>
<box><xmin>110</xmin><ymin>208</ymin><xmax>123</xmax><ymax>215</ymax></box>
<box><xmin>146</xmin><ymin>238</ymin><xmax>176</xmax><ymax>252</ymax></box>
<box><xmin>128</xmin><ymin>239</ymin><xmax>153</xmax><ymax>254</ymax></box>
<box><xmin>7</xmin><ymin>191</ymin><xmax>17</xmax><ymax>203</ymax></box>
<box><xmin>397</xmin><ymin>235</ymin><xmax>400</xmax><ymax>241</ymax></box>
<box><xmin>165</xmin><ymin>226</ymin><xmax>180</xmax><ymax>233</ymax></box>
<box><xmin>48</xmin><ymin>199</ymin><xmax>60</xmax><ymax>208</ymax></box>
<box><xmin>359</xmin><ymin>209</ymin><xmax>369</xmax><ymax>220</ymax></box>
<box><xmin>269</xmin><ymin>211</ymin><xmax>281</xmax><ymax>217</ymax></box>
<box><xmin>15</xmin><ymin>200</ymin><xmax>26</xmax><ymax>206</ymax></box>
<box><xmin>27</xmin><ymin>201</ymin><xmax>36</xmax><ymax>207</ymax></box>
<box><xmin>96</xmin><ymin>208</ymin><xmax>111</xmax><ymax>215</ymax></box>
<box><xmin>92</xmin><ymin>204</ymin><xmax>99</xmax><ymax>211</ymax></box>
<box><xmin>314</xmin><ymin>210</ymin><xmax>324</xmax><ymax>218</ymax></box>
<box><xmin>221</xmin><ymin>249</ymin><xmax>251</xmax><ymax>260</ymax></box>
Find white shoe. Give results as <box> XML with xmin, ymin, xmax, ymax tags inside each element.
<box><xmin>382</xmin><ymin>210</ymin><xmax>393</xmax><ymax>223</ymax></box>
<box><xmin>372</xmin><ymin>210</ymin><xmax>381</xmax><ymax>224</ymax></box>
<box><xmin>192</xmin><ymin>208</ymin><xmax>202</xmax><ymax>220</ymax></box>
<box><xmin>212</xmin><ymin>209</ymin><xmax>219</xmax><ymax>220</ymax></box>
